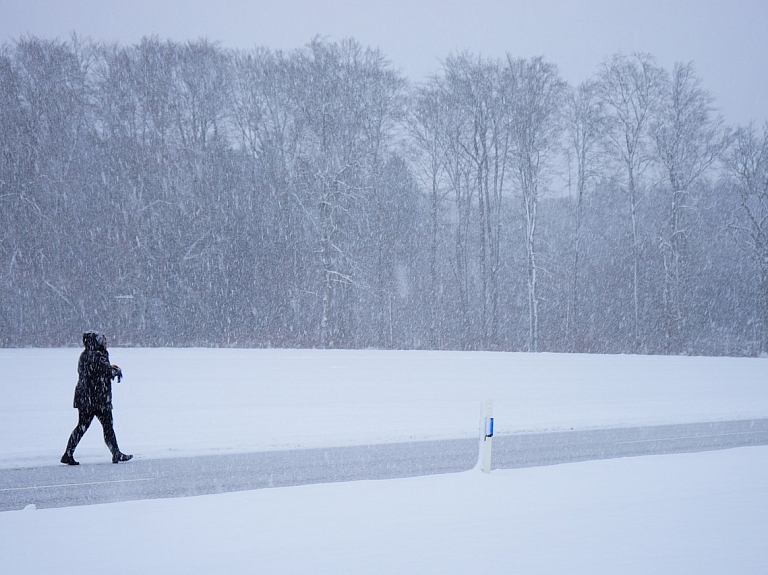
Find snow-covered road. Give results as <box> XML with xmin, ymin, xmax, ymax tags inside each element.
<box><xmin>3</xmin><ymin>418</ymin><xmax>767</xmax><ymax>512</ymax></box>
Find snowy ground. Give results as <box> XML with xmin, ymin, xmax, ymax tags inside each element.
<box><xmin>1</xmin><ymin>348</ymin><xmax>767</xmax><ymax>573</ymax></box>
<box><xmin>2</xmin><ymin>447</ymin><xmax>767</xmax><ymax>574</ymax></box>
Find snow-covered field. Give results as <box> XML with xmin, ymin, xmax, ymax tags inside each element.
<box><xmin>1</xmin><ymin>348</ymin><xmax>767</xmax><ymax>467</ymax></box>
<box><xmin>1</xmin><ymin>348</ymin><xmax>767</xmax><ymax>573</ymax></box>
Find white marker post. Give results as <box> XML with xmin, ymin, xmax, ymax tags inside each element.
<box><xmin>479</xmin><ymin>399</ymin><xmax>494</xmax><ymax>474</ymax></box>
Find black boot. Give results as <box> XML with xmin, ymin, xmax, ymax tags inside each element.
<box><xmin>61</xmin><ymin>453</ymin><xmax>79</xmax><ymax>465</ymax></box>
<box><xmin>112</xmin><ymin>452</ymin><xmax>133</xmax><ymax>464</ymax></box>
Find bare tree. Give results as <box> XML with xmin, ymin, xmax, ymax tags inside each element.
<box><xmin>5</xmin><ymin>36</ymin><xmax>96</xmax><ymax>338</ymax></box>
<box><xmin>408</xmin><ymin>84</ymin><xmax>450</xmax><ymax>346</ymax></box>
<box><xmin>174</xmin><ymin>40</ymin><xmax>232</xmax><ymax>176</ymax></box>
<box><xmin>230</xmin><ymin>47</ymin><xmax>307</xmax><ymax>341</ymax></box>
<box><xmin>598</xmin><ymin>52</ymin><xmax>666</xmax><ymax>350</ymax></box>
<box><xmin>447</xmin><ymin>55</ymin><xmax>511</xmax><ymax>346</ymax></box>
<box><xmin>725</xmin><ymin>123</ymin><xmax>768</xmax><ymax>354</ymax></box>
<box><xmin>288</xmin><ymin>38</ymin><xmax>405</xmax><ymax>346</ymax></box>
<box><xmin>564</xmin><ymin>79</ymin><xmax>605</xmax><ymax>348</ymax></box>
<box><xmin>507</xmin><ymin>56</ymin><xmax>566</xmax><ymax>352</ymax></box>
<box><xmin>652</xmin><ymin>62</ymin><xmax>727</xmax><ymax>351</ymax></box>
<box><xmin>430</xmin><ymin>60</ymin><xmax>476</xmax><ymax>347</ymax></box>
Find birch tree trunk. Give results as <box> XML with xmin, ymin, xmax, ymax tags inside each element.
<box><xmin>507</xmin><ymin>56</ymin><xmax>565</xmax><ymax>352</ymax></box>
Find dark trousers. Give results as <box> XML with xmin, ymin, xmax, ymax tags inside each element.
<box><xmin>65</xmin><ymin>408</ymin><xmax>120</xmax><ymax>456</ymax></box>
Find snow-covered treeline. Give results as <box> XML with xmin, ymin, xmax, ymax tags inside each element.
<box><xmin>1</xmin><ymin>35</ymin><xmax>766</xmax><ymax>354</ymax></box>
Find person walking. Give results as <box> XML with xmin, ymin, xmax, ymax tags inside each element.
<box><xmin>61</xmin><ymin>331</ymin><xmax>132</xmax><ymax>465</ymax></box>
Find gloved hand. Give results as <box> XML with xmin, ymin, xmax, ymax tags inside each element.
<box><xmin>111</xmin><ymin>364</ymin><xmax>123</xmax><ymax>383</ymax></box>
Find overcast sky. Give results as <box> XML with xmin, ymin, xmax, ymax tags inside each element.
<box><xmin>2</xmin><ymin>0</ymin><xmax>766</xmax><ymax>126</ymax></box>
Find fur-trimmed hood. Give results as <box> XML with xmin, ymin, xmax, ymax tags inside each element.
<box><xmin>82</xmin><ymin>330</ymin><xmax>107</xmax><ymax>351</ymax></box>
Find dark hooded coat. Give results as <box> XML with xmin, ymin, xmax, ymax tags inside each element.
<box><xmin>73</xmin><ymin>331</ymin><xmax>120</xmax><ymax>411</ymax></box>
